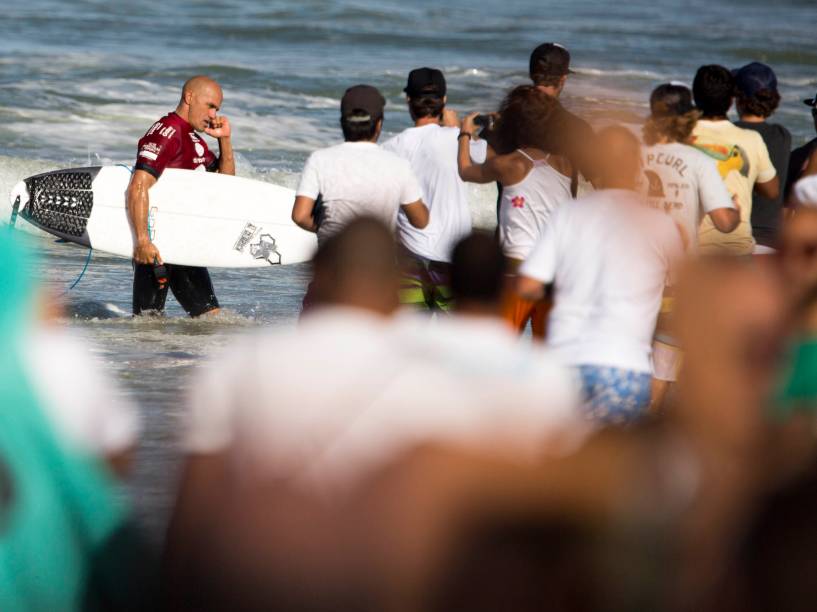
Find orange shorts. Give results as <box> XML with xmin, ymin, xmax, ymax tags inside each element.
<box><xmin>501</xmin><ymin>290</ymin><xmax>551</xmax><ymax>339</ymax></box>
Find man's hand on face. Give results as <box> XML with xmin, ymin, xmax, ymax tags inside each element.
<box><xmin>134</xmin><ymin>240</ymin><xmax>162</xmax><ymax>265</ymax></box>
<box><xmin>205</xmin><ymin>115</ymin><xmax>231</xmax><ymax>139</ymax></box>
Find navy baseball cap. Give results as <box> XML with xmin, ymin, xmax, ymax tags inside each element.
<box><xmin>341</xmin><ymin>84</ymin><xmax>386</xmax><ymax>121</ymax></box>
<box><xmin>404</xmin><ymin>67</ymin><xmax>446</xmax><ymax>98</ymax></box>
<box><xmin>650</xmin><ymin>82</ymin><xmax>695</xmax><ymax>118</ymax></box>
<box><xmin>733</xmin><ymin>62</ymin><xmax>778</xmax><ymax>97</ymax></box>
<box><xmin>529</xmin><ymin>43</ymin><xmax>574</xmax><ymax>80</ymax></box>
<box><xmin>804</xmin><ymin>92</ymin><xmax>817</xmax><ymax>107</ymax></box>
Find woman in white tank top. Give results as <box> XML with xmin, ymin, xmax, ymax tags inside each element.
<box><xmin>456</xmin><ymin>85</ymin><xmax>574</xmax><ymax>338</ymax></box>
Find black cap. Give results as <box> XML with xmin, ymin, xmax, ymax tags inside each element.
<box><xmin>529</xmin><ymin>42</ymin><xmax>573</xmax><ymax>81</ymax></box>
<box><xmin>650</xmin><ymin>82</ymin><xmax>695</xmax><ymax>118</ymax></box>
<box><xmin>804</xmin><ymin>92</ymin><xmax>817</xmax><ymax>108</ymax></box>
<box><xmin>733</xmin><ymin>62</ymin><xmax>778</xmax><ymax>97</ymax></box>
<box><xmin>340</xmin><ymin>84</ymin><xmax>386</xmax><ymax>121</ymax></box>
<box><xmin>404</xmin><ymin>67</ymin><xmax>446</xmax><ymax>99</ymax></box>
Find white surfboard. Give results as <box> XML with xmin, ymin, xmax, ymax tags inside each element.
<box><xmin>9</xmin><ymin>166</ymin><xmax>317</xmax><ymax>267</ymax></box>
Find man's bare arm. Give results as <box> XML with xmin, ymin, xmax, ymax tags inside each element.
<box><xmin>402</xmin><ymin>200</ymin><xmax>429</xmax><ymax>229</ymax></box>
<box><xmin>708</xmin><ymin>207</ymin><xmax>740</xmax><ymax>233</ymax></box>
<box><xmin>292</xmin><ymin>196</ymin><xmax>318</xmax><ymax>232</ymax></box>
<box><xmin>754</xmin><ymin>176</ymin><xmax>780</xmax><ymax>201</ymax></box>
<box><xmin>516</xmin><ymin>276</ymin><xmax>547</xmax><ymax>302</ymax></box>
<box><xmin>126</xmin><ymin>169</ymin><xmax>161</xmax><ymax>264</ymax></box>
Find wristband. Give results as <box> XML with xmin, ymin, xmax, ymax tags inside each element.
<box><xmin>458</xmin><ymin>131</ymin><xmax>472</xmax><ymax>140</ymax></box>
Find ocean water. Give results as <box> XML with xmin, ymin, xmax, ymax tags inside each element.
<box><xmin>3</xmin><ymin>0</ymin><xmax>817</xmax><ymax>539</ymax></box>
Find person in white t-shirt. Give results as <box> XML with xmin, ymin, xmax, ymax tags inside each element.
<box><xmin>517</xmin><ymin>127</ymin><xmax>684</xmax><ymax>423</ymax></box>
<box><xmin>292</xmin><ymin>84</ymin><xmax>429</xmax><ymax>245</ymax></box>
<box><xmin>641</xmin><ymin>82</ymin><xmax>740</xmax><ymax>411</ymax></box>
<box><xmin>392</xmin><ymin>231</ymin><xmax>584</xmax><ymax>449</ymax></box>
<box><xmin>292</xmin><ymin>84</ymin><xmax>429</xmax><ymax>311</ymax></box>
<box><xmin>382</xmin><ymin>67</ymin><xmax>487</xmax><ymax>312</ymax></box>
<box><xmin>458</xmin><ymin>85</ymin><xmax>573</xmax><ymax>339</ymax></box>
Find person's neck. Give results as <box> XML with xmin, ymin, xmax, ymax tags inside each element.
<box><xmin>701</xmin><ymin>114</ymin><xmax>729</xmax><ymax>122</ymax></box>
<box><xmin>739</xmin><ymin>114</ymin><xmax>765</xmax><ymax>124</ymax></box>
<box><xmin>414</xmin><ymin>116</ymin><xmax>440</xmax><ymax>128</ymax></box>
<box><xmin>535</xmin><ymin>84</ymin><xmax>561</xmax><ymax>98</ymax></box>
<box><xmin>173</xmin><ymin>104</ymin><xmax>190</xmax><ymax>125</ymax></box>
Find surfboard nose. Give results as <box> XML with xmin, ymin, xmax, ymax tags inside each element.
<box><xmin>7</xmin><ymin>181</ymin><xmax>29</xmax><ymax>226</ymax></box>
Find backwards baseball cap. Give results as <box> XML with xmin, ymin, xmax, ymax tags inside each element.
<box><xmin>404</xmin><ymin>67</ymin><xmax>446</xmax><ymax>99</ymax></box>
<box><xmin>733</xmin><ymin>62</ymin><xmax>778</xmax><ymax>97</ymax></box>
<box><xmin>529</xmin><ymin>42</ymin><xmax>573</xmax><ymax>80</ymax></box>
<box><xmin>650</xmin><ymin>82</ymin><xmax>695</xmax><ymax>118</ymax></box>
<box><xmin>340</xmin><ymin>84</ymin><xmax>386</xmax><ymax>122</ymax></box>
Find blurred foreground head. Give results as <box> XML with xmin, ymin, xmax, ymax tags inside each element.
<box><xmin>595</xmin><ymin>126</ymin><xmax>642</xmax><ymax>190</ymax></box>
<box><xmin>779</xmin><ymin>205</ymin><xmax>817</xmax><ymax>311</ymax></box>
<box><xmin>450</xmin><ymin>232</ymin><xmax>506</xmax><ymax>315</ymax></box>
<box><xmin>674</xmin><ymin>258</ymin><xmax>786</xmax><ymax>448</ymax></box>
<box><xmin>309</xmin><ymin>217</ymin><xmax>400</xmax><ymax>315</ymax></box>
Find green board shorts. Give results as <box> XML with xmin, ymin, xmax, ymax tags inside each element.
<box><xmin>399</xmin><ymin>252</ymin><xmax>453</xmax><ymax>312</ymax></box>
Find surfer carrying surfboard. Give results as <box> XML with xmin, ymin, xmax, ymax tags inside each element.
<box><xmin>126</xmin><ymin>75</ymin><xmax>235</xmax><ymax>317</ymax></box>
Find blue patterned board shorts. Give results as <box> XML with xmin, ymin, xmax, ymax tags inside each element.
<box><xmin>576</xmin><ymin>365</ymin><xmax>652</xmax><ymax>424</ymax></box>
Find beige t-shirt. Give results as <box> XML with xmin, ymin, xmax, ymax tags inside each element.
<box><xmin>691</xmin><ymin>120</ymin><xmax>776</xmax><ymax>255</ymax></box>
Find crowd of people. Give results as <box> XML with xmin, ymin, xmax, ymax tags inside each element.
<box><xmin>4</xmin><ymin>40</ymin><xmax>817</xmax><ymax>611</ymax></box>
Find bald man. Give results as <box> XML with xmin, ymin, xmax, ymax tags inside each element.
<box><xmin>127</xmin><ymin>76</ymin><xmax>235</xmax><ymax>317</ymax></box>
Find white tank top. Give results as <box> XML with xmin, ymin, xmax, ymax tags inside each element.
<box><xmin>499</xmin><ymin>149</ymin><xmax>572</xmax><ymax>260</ymax></box>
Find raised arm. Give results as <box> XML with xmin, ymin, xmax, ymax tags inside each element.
<box><xmin>458</xmin><ymin>113</ymin><xmax>504</xmax><ymax>184</ymax></box>
<box><xmin>204</xmin><ymin>115</ymin><xmax>235</xmax><ymax>176</ymax></box>
<box><xmin>126</xmin><ymin>169</ymin><xmax>161</xmax><ymax>264</ymax></box>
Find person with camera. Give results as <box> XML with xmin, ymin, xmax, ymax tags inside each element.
<box><xmin>382</xmin><ymin>68</ymin><xmax>487</xmax><ymax>312</ymax></box>
<box><xmin>458</xmin><ymin>85</ymin><xmax>572</xmax><ymax>338</ymax></box>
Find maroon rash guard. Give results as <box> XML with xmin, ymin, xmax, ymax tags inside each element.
<box><xmin>134</xmin><ymin>112</ymin><xmax>218</xmax><ymax>178</ymax></box>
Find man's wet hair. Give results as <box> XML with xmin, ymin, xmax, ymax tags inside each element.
<box><xmin>341</xmin><ymin>112</ymin><xmax>380</xmax><ymax>142</ymax></box>
<box><xmin>692</xmin><ymin>65</ymin><xmax>735</xmax><ymax>117</ymax></box>
<box><xmin>493</xmin><ymin>85</ymin><xmax>560</xmax><ymax>153</ymax></box>
<box><xmin>408</xmin><ymin>96</ymin><xmax>445</xmax><ymax>121</ymax></box>
<box><xmin>450</xmin><ymin>232</ymin><xmax>506</xmax><ymax>306</ymax></box>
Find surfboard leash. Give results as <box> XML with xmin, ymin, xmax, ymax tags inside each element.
<box><xmin>61</xmin><ymin>247</ymin><xmax>93</xmax><ymax>295</ymax></box>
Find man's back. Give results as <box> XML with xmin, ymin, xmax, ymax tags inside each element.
<box><xmin>522</xmin><ymin>190</ymin><xmax>682</xmax><ymax>372</ymax></box>
<box><xmin>692</xmin><ymin>120</ymin><xmax>777</xmax><ymax>254</ymax></box>
<box><xmin>297</xmin><ymin>141</ymin><xmax>421</xmax><ymax>244</ymax></box>
<box><xmin>383</xmin><ymin>125</ymin><xmax>486</xmax><ymax>262</ymax></box>
<box><xmin>734</xmin><ymin>120</ymin><xmax>791</xmax><ymax>248</ymax></box>
<box><xmin>641</xmin><ymin>141</ymin><xmax>733</xmax><ymax>248</ymax></box>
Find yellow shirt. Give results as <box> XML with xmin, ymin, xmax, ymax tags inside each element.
<box><xmin>691</xmin><ymin>120</ymin><xmax>776</xmax><ymax>255</ymax></box>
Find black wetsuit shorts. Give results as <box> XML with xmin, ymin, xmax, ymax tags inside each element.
<box><xmin>132</xmin><ymin>263</ymin><xmax>219</xmax><ymax>317</ymax></box>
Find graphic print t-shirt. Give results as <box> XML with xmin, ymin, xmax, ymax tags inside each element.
<box><xmin>691</xmin><ymin>120</ymin><xmax>776</xmax><ymax>255</ymax></box>
<box><xmin>640</xmin><ymin>142</ymin><xmax>734</xmax><ymax>250</ymax></box>
<box><xmin>135</xmin><ymin>112</ymin><xmax>217</xmax><ymax>178</ymax></box>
